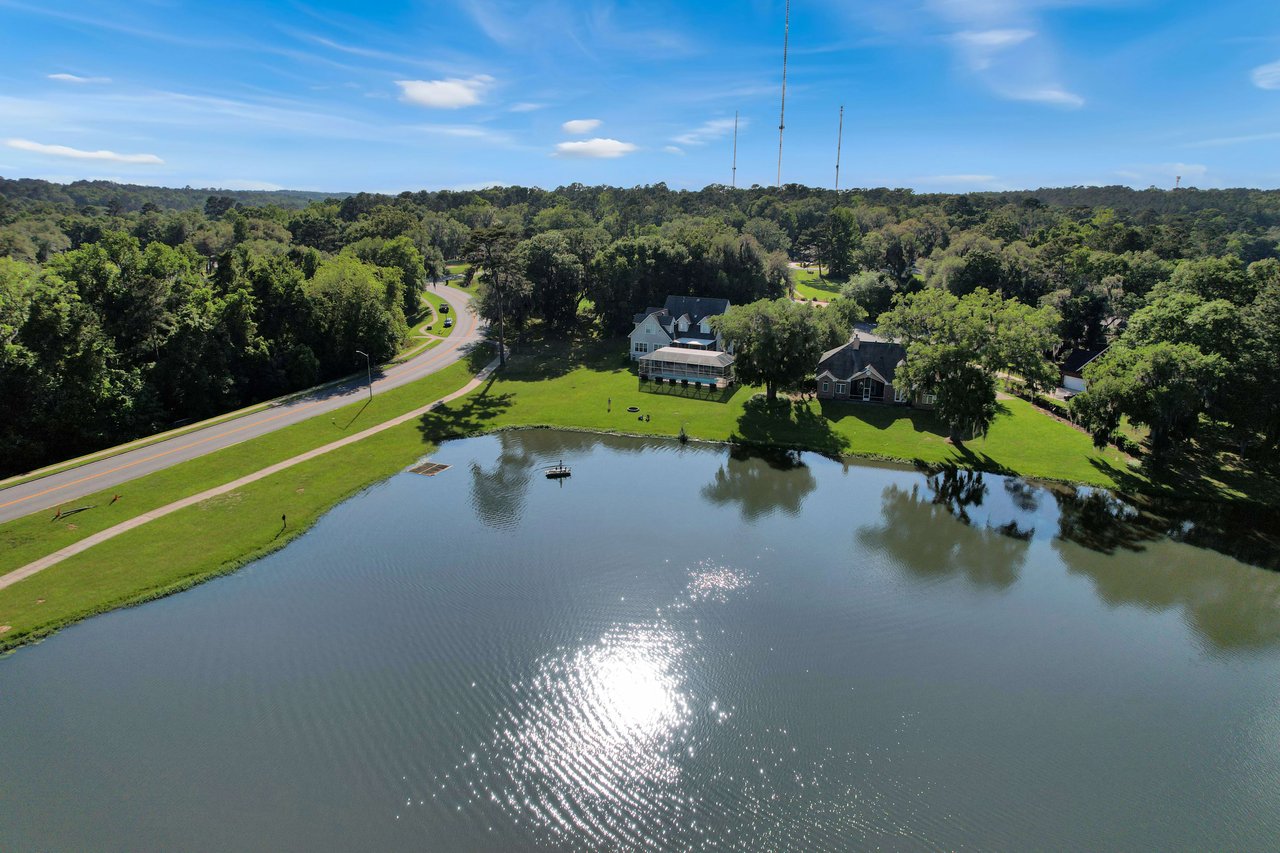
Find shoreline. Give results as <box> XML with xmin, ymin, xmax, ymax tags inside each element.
<box><xmin>4</xmin><ymin>419</ymin><xmax>1276</xmax><ymax>656</ymax></box>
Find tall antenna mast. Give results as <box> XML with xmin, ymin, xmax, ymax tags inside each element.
<box><xmin>1175</xmin><ymin>175</ymin><xmax>1181</xmax><ymax>189</ymax></box>
<box><xmin>731</xmin><ymin>110</ymin><xmax>739</xmax><ymax>189</ymax></box>
<box><xmin>776</xmin><ymin>0</ymin><xmax>790</xmax><ymax>188</ymax></box>
<box><xmin>834</xmin><ymin>105</ymin><xmax>844</xmax><ymax>191</ymax></box>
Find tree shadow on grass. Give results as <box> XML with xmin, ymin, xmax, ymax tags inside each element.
<box><xmin>499</xmin><ymin>334</ymin><xmax>624</xmax><ymax>382</ymax></box>
<box><xmin>730</xmin><ymin>395</ymin><xmax>849</xmax><ymax>457</ymax></box>
<box><xmin>819</xmin><ymin>399</ymin><xmax>948</xmax><ymax>436</ymax></box>
<box><xmin>416</xmin><ymin>379</ymin><xmax>514</xmax><ymax>443</ymax></box>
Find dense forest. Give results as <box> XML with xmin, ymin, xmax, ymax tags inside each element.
<box><xmin>2</xmin><ymin>176</ymin><xmax>1278</xmax><ymax>475</ymax></box>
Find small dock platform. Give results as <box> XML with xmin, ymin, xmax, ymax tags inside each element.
<box><xmin>544</xmin><ymin>462</ymin><xmax>572</xmax><ymax>479</ymax></box>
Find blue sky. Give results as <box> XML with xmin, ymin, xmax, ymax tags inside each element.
<box><xmin>2</xmin><ymin>0</ymin><xmax>1279</xmax><ymax>193</ymax></box>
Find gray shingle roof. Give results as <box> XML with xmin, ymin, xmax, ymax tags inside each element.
<box><xmin>662</xmin><ymin>295</ymin><xmax>730</xmax><ymax>325</ymax></box>
<box><xmin>817</xmin><ymin>337</ymin><xmax>908</xmax><ymax>384</ymax></box>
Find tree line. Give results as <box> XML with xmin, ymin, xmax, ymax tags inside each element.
<box><xmin>2</xmin><ymin>177</ymin><xmax>1278</xmax><ymax>473</ymax></box>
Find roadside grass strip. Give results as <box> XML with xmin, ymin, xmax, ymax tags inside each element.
<box><xmin>0</xmin><ymin>359</ymin><xmax>493</xmax><ymax>651</ymax></box>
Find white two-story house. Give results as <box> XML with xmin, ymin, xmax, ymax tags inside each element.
<box><xmin>630</xmin><ymin>296</ymin><xmax>735</xmax><ymax>388</ymax></box>
<box><xmin>629</xmin><ymin>295</ymin><xmax>730</xmax><ymax>360</ymax></box>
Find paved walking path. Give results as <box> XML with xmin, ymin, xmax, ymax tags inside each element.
<box><xmin>0</xmin><ymin>358</ymin><xmax>500</xmax><ymax>592</ymax></box>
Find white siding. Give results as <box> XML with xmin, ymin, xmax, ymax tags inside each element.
<box><xmin>1063</xmin><ymin>374</ymin><xmax>1086</xmax><ymax>393</ymax></box>
<box><xmin>629</xmin><ymin>316</ymin><xmax>672</xmax><ymax>360</ymax></box>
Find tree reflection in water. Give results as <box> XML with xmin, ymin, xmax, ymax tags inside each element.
<box><xmin>857</xmin><ymin>467</ymin><xmax>1031</xmax><ymax>589</ymax></box>
<box><xmin>468</xmin><ymin>433</ymin><xmax>535</xmax><ymax>529</ymax></box>
<box><xmin>700</xmin><ymin>446</ymin><xmax>818</xmax><ymax>521</ymax></box>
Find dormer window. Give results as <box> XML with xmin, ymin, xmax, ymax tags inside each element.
<box><xmin>678</xmin><ymin>317</ymin><xmax>689</xmax><ymax>332</ymax></box>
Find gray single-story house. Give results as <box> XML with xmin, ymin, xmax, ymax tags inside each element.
<box><xmin>815</xmin><ymin>335</ymin><xmax>934</xmax><ymax>406</ymax></box>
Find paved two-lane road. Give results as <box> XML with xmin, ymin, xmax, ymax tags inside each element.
<box><xmin>0</xmin><ymin>284</ymin><xmax>484</xmax><ymax>525</ymax></box>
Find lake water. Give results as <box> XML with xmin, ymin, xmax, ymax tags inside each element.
<box><xmin>2</xmin><ymin>431</ymin><xmax>1279</xmax><ymax>851</ymax></box>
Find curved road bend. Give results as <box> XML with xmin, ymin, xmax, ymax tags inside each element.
<box><xmin>0</xmin><ymin>284</ymin><xmax>485</xmax><ymax>525</ymax></box>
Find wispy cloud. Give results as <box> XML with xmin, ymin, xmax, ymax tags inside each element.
<box><xmin>1186</xmin><ymin>130</ymin><xmax>1280</xmax><ymax>148</ymax></box>
<box><xmin>664</xmin><ymin>145</ymin><xmax>684</xmax><ymax>155</ymax></box>
<box><xmin>673</xmin><ymin>117</ymin><xmax>741</xmax><ymax>146</ymax></box>
<box><xmin>410</xmin><ymin>123</ymin><xmax>514</xmax><ymax>144</ymax></box>
<box><xmin>1009</xmin><ymin>86</ymin><xmax>1085</xmax><ymax>107</ymax></box>
<box><xmin>554</xmin><ymin>137</ymin><xmax>637</xmax><ymax>158</ymax></box>
<box><xmin>6</xmin><ymin>138</ymin><xmax>163</xmax><ymax>164</ymax></box>
<box><xmin>1252</xmin><ymin>60</ymin><xmax>1280</xmax><ymax>90</ymax></box>
<box><xmin>48</xmin><ymin>73</ymin><xmax>111</xmax><ymax>84</ymax></box>
<box><xmin>510</xmin><ymin>102</ymin><xmax>546</xmax><ymax>112</ymax></box>
<box><xmin>396</xmin><ymin>75</ymin><xmax>494</xmax><ymax>108</ymax></box>
<box><xmin>561</xmin><ymin>118</ymin><xmax>601</xmax><ymax>134</ymax></box>
<box><xmin>850</xmin><ymin>0</ymin><xmax>1087</xmax><ymax>108</ymax></box>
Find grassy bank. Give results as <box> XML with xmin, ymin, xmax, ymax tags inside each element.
<box><xmin>417</xmin><ymin>337</ymin><xmax>1135</xmax><ymax>487</ymax></box>
<box><xmin>5</xmin><ymin>334</ymin><xmax>1271</xmax><ymax>653</ymax></box>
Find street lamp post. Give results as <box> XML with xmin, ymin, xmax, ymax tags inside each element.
<box><xmin>355</xmin><ymin>350</ymin><xmax>372</xmax><ymax>399</ymax></box>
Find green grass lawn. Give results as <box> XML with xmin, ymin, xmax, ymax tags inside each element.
<box><xmin>416</xmin><ymin>337</ymin><xmax>1136</xmax><ymax>487</ymax></box>
<box><xmin>791</xmin><ymin>266</ymin><xmax>846</xmax><ymax>301</ymax></box>
<box><xmin>420</xmin><ymin>289</ymin><xmax>456</xmax><ymax>338</ymax></box>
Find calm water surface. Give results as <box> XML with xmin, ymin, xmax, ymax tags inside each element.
<box><xmin>2</xmin><ymin>431</ymin><xmax>1279</xmax><ymax>851</ymax></box>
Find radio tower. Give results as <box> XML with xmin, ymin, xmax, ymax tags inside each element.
<box><xmin>834</xmin><ymin>105</ymin><xmax>844</xmax><ymax>190</ymax></box>
<box><xmin>731</xmin><ymin>110</ymin><xmax>739</xmax><ymax>188</ymax></box>
<box><xmin>776</xmin><ymin>0</ymin><xmax>790</xmax><ymax>188</ymax></box>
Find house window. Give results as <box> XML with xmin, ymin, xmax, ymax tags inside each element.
<box><xmin>921</xmin><ymin>391</ymin><xmax>937</xmax><ymax>405</ymax></box>
<box><xmin>835</xmin><ymin>382</ymin><xmax>847</xmax><ymax>395</ymax></box>
<box><xmin>821</xmin><ymin>381</ymin><xmax>830</xmax><ymax>393</ymax></box>
<box><xmin>634</xmin><ymin>342</ymin><xmax>648</xmax><ymax>354</ymax></box>
<box><xmin>893</xmin><ymin>385</ymin><xmax>907</xmax><ymax>403</ymax></box>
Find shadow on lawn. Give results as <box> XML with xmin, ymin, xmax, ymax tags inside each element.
<box><xmin>501</xmin><ymin>335</ymin><xmax>620</xmax><ymax>382</ymax></box>
<box><xmin>730</xmin><ymin>396</ymin><xmax>849</xmax><ymax>457</ymax></box>
<box><xmin>416</xmin><ymin>379</ymin><xmax>513</xmax><ymax>442</ymax></box>
<box><xmin>640</xmin><ymin>379</ymin><xmax>740</xmax><ymax>404</ymax></box>
<box><xmin>818</xmin><ymin>399</ymin><xmax>948</xmax><ymax>436</ymax></box>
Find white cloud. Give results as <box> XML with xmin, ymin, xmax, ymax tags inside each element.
<box><xmin>664</xmin><ymin>145</ymin><xmax>684</xmax><ymax>155</ymax></box>
<box><xmin>1008</xmin><ymin>86</ymin><xmax>1085</xmax><ymax>108</ymax></box>
<box><xmin>1252</xmin><ymin>60</ymin><xmax>1280</xmax><ymax>90</ymax></box>
<box><xmin>562</xmin><ymin>118</ymin><xmax>602</xmax><ymax>134</ymax></box>
<box><xmin>6</xmin><ymin>138</ymin><xmax>163</xmax><ymax>164</ymax></box>
<box><xmin>554</xmin><ymin>138</ymin><xmax>637</xmax><ymax>158</ymax></box>
<box><xmin>510</xmin><ymin>102</ymin><xmax>546</xmax><ymax>112</ymax></box>
<box><xmin>395</xmin><ymin>75</ymin><xmax>494</xmax><ymax>108</ymax></box>
<box><xmin>48</xmin><ymin>73</ymin><xmax>111</xmax><ymax>84</ymax></box>
<box><xmin>673</xmin><ymin>117</ymin><xmax>741</xmax><ymax>146</ymax></box>
<box><xmin>951</xmin><ymin>28</ymin><xmax>1034</xmax><ymax>50</ymax></box>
